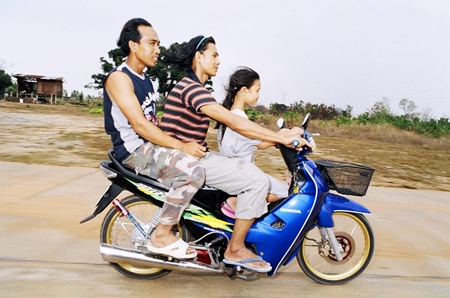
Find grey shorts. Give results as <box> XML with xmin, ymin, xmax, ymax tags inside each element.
<box><xmin>200</xmin><ymin>152</ymin><xmax>269</xmax><ymax>219</ymax></box>
<box><xmin>267</xmin><ymin>174</ymin><xmax>289</xmax><ymax>199</ymax></box>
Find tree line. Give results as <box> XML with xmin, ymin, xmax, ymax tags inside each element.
<box><xmin>2</xmin><ymin>42</ymin><xmax>448</xmax><ymax>139</ymax></box>
<box><xmin>85</xmin><ymin>43</ymin><xmax>213</xmax><ymax>99</ymax></box>
<box><xmin>257</xmin><ymin>98</ymin><xmax>449</xmax><ymax>139</ymax></box>
<box><xmin>0</xmin><ymin>59</ymin><xmax>14</xmax><ymax>94</ymax></box>
<box><xmin>85</xmin><ymin>44</ymin><xmax>448</xmax><ymax>139</ymax></box>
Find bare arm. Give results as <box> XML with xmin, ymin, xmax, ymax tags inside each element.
<box><xmin>201</xmin><ymin>103</ymin><xmax>311</xmax><ymax>149</ymax></box>
<box><xmin>257</xmin><ymin>127</ymin><xmax>304</xmax><ymax>150</ymax></box>
<box><xmin>256</xmin><ymin>141</ymin><xmax>276</xmax><ymax>150</ymax></box>
<box><xmin>104</xmin><ymin>72</ymin><xmax>206</xmax><ymax>159</ymax></box>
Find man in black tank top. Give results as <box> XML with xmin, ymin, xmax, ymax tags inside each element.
<box><xmin>102</xmin><ymin>18</ymin><xmax>207</xmax><ymax>259</ymax></box>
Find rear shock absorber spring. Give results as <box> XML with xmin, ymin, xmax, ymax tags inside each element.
<box><xmin>147</xmin><ymin>207</ymin><xmax>163</xmax><ymax>238</ymax></box>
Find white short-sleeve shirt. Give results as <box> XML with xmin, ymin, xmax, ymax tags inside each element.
<box><xmin>218</xmin><ymin>109</ymin><xmax>262</xmax><ymax>162</ymax></box>
<box><xmin>217</xmin><ymin>109</ymin><xmax>288</xmax><ymax>199</ymax></box>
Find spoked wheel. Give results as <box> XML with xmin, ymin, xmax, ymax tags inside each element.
<box><xmin>297</xmin><ymin>212</ymin><xmax>374</xmax><ymax>284</ymax></box>
<box><xmin>100</xmin><ymin>195</ymin><xmax>181</xmax><ymax>279</ymax></box>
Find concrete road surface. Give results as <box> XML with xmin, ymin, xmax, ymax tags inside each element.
<box><xmin>0</xmin><ymin>161</ymin><xmax>449</xmax><ymax>298</ymax></box>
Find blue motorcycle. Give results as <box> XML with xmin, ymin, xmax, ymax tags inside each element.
<box><xmin>81</xmin><ymin>113</ymin><xmax>375</xmax><ymax>284</ymax></box>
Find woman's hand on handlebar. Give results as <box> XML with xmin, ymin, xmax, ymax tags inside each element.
<box><xmin>288</xmin><ymin>137</ymin><xmax>313</xmax><ymax>151</ymax></box>
<box><xmin>278</xmin><ymin>127</ymin><xmax>313</xmax><ymax>151</ymax></box>
<box><xmin>281</xmin><ymin>133</ymin><xmax>313</xmax><ymax>151</ymax></box>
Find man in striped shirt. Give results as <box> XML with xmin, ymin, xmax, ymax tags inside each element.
<box><xmin>160</xmin><ymin>35</ymin><xmax>311</xmax><ymax>272</ymax></box>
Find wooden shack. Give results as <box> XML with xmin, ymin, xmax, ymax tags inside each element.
<box><xmin>13</xmin><ymin>74</ymin><xmax>64</xmax><ymax>97</ymax></box>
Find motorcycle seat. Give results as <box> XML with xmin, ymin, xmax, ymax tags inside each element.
<box><xmin>106</xmin><ymin>149</ymin><xmax>218</xmax><ymax>192</ymax></box>
<box><xmin>106</xmin><ymin>149</ymin><xmax>169</xmax><ymax>191</ymax></box>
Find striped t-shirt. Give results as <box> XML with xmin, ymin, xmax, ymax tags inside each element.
<box><xmin>160</xmin><ymin>71</ymin><xmax>216</xmax><ymax>147</ymax></box>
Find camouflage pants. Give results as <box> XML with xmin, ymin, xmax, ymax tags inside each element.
<box><xmin>123</xmin><ymin>142</ymin><xmax>205</xmax><ymax>226</ymax></box>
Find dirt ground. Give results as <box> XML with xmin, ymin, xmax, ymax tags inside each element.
<box><xmin>1</xmin><ymin>100</ymin><xmax>449</xmax><ymax>191</ymax></box>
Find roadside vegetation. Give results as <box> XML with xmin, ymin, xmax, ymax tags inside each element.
<box><xmin>68</xmin><ymin>95</ymin><xmax>449</xmax><ymax>141</ymax></box>
<box><xmin>1</xmin><ymin>99</ymin><xmax>448</xmax><ymax>191</ymax></box>
<box><xmin>81</xmin><ymin>43</ymin><xmax>450</xmax><ymax>139</ymax></box>
<box><xmin>2</xmin><ymin>43</ymin><xmax>449</xmax><ymax>191</ymax></box>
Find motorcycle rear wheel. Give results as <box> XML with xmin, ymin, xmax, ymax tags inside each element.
<box><xmin>100</xmin><ymin>195</ymin><xmax>179</xmax><ymax>279</ymax></box>
<box><xmin>297</xmin><ymin>212</ymin><xmax>374</xmax><ymax>285</ymax></box>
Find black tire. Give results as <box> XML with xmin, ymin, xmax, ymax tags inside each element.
<box><xmin>100</xmin><ymin>195</ymin><xmax>172</xmax><ymax>279</ymax></box>
<box><xmin>297</xmin><ymin>212</ymin><xmax>374</xmax><ymax>285</ymax></box>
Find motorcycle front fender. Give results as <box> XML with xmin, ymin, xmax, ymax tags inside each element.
<box><xmin>317</xmin><ymin>193</ymin><xmax>371</xmax><ymax>227</ymax></box>
<box><xmin>79</xmin><ymin>183</ymin><xmax>124</xmax><ymax>224</ymax></box>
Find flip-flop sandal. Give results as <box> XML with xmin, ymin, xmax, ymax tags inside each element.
<box><xmin>221</xmin><ymin>202</ymin><xmax>236</xmax><ymax>219</ymax></box>
<box><xmin>223</xmin><ymin>257</ymin><xmax>272</xmax><ymax>273</ymax></box>
<box><xmin>147</xmin><ymin>239</ymin><xmax>197</xmax><ymax>260</ymax></box>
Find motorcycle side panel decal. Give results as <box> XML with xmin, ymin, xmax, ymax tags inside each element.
<box><xmin>126</xmin><ymin>177</ymin><xmax>233</xmax><ymax>232</ymax></box>
<box><xmin>125</xmin><ymin>177</ymin><xmax>167</xmax><ymax>201</ymax></box>
<box><xmin>183</xmin><ymin>205</ymin><xmax>234</xmax><ymax>233</ymax></box>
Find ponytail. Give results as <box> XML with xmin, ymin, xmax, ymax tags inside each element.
<box><xmin>215</xmin><ymin>67</ymin><xmax>260</xmax><ymax>140</ymax></box>
<box><xmin>164</xmin><ymin>35</ymin><xmax>216</xmax><ymax>73</ymax></box>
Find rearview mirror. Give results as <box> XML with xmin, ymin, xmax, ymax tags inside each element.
<box><xmin>301</xmin><ymin>113</ymin><xmax>311</xmax><ymax>130</ymax></box>
<box><xmin>277</xmin><ymin>118</ymin><xmax>285</xmax><ymax>129</ymax></box>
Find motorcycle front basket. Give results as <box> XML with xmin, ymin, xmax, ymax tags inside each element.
<box><xmin>315</xmin><ymin>160</ymin><xmax>375</xmax><ymax>196</ymax></box>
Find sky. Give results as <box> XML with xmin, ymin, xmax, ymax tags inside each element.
<box><xmin>1</xmin><ymin>0</ymin><xmax>449</xmax><ymax>117</ymax></box>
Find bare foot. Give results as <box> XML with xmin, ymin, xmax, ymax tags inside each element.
<box><xmin>224</xmin><ymin>246</ymin><xmax>270</xmax><ymax>270</ymax></box>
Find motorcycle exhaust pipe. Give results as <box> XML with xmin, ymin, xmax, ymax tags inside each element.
<box><xmin>100</xmin><ymin>243</ymin><xmax>225</xmax><ymax>274</ymax></box>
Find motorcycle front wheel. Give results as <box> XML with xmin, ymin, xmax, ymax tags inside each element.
<box><xmin>297</xmin><ymin>212</ymin><xmax>374</xmax><ymax>285</ymax></box>
<box><xmin>100</xmin><ymin>195</ymin><xmax>179</xmax><ymax>279</ymax></box>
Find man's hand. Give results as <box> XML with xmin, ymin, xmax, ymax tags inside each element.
<box><xmin>178</xmin><ymin>141</ymin><xmax>207</xmax><ymax>160</ymax></box>
<box><xmin>281</xmin><ymin>131</ymin><xmax>313</xmax><ymax>151</ymax></box>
